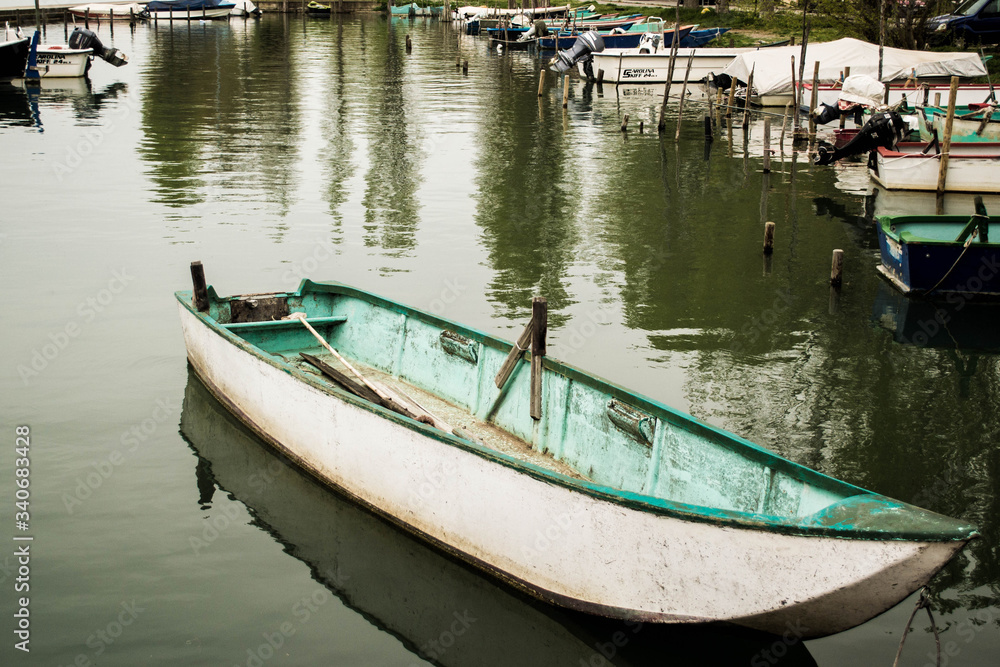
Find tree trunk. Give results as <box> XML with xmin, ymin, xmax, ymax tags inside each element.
<box><xmin>717</xmin><ymin>0</ymin><xmax>730</xmax><ymax>14</ymax></box>
<box><xmin>683</xmin><ymin>0</ymin><xmax>698</xmax><ymax>8</ymax></box>
<box><xmin>761</xmin><ymin>0</ymin><xmax>774</xmax><ymax>20</ymax></box>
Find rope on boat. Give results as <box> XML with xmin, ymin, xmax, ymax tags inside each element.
<box><xmin>926</xmin><ymin>227</ymin><xmax>979</xmax><ymax>296</ymax></box>
<box><xmin>891</xmin><ymin>587</ymin><xmax>942</xmax><ymax>667</ymax></box>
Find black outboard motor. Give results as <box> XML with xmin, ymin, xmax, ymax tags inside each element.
<box><xmin>69</xmin><ymin>28</ymin><xmax>128</xmax><ymax>68</ymax></box>
<box><xmin>550</xmin><ymin>31</ymin><xmax>604</xmax><ymax>73</ymax></box>
<box><xmin>814</xmin><ymin>111</ymin><xmax>908</xmax><ymax>166</ymax></box>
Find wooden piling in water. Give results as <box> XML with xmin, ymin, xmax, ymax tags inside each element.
<box><xmin>657</xmin><ymin>17</ymin><xmax>682</xmax><ymax>133</ymax></box>
<box><xmin>537</xmin><ymin>69</ymin><xmax>545</xmax><ymax>96</ymax></box>
<box><xmin>808</xmin><ymin>61</ymin><xmax>820</xmax><ymax>142</ymax></box>
<box><xmin>780</xmin><ymin>102</ymin><xmax>791</xmax><ymax>152</ymax></box>
<box><xmin>562</xmin><ymin>75</ymin><xmax>569</xmax><ymax>108</ymax></box>
<box><xmin>936</xmin><ymin>76</ymin><xmax>959</xmax><ymax>201</ymax></box>
<box><xmin>406</xmin><ymin>34</ymin><xmax>412</xmax><ymax>52</ymax></box>
<box><xmin>85</xmin><ymin>8</ymin><xmax>89</xmax><ymax>28</ymax></box>
<box><xmin>726</xmin><ymin>76</ymin><xmax>737</xmax><ymax>119</ymax></box>
<box><xmin>763</xmin><ymin>118</ymin><xmax>772</xmax><ymax>173</ymax></box>
<box><xmin>704</xmin><ymin>115</ymin><xmax>712</xmax><ymax>141</ymax></box>
<box><xmin>621</xmin><ymin>114</ymin><xmax>629</xmax><ymax>132</ymax></box>
<box><xmin>639</xmin><ymin>120</ymin><xmax>644</xmax><ymax>134</ymax></box>
<box><xmin>830</xmin><ymin>249</ymin><xmax>844</xmax><ymax>288</ymax></box>
<box><xmin>596</xmin><ymin>69</ymin><xmax>604</xmax><ymax>85</ymax></box>
<box><xmin>675</xmin><ymin>51</ymin><xmax>695</xmax><ymax>142</ymax></box>
<box><xmin>530</xmin><ymin>297</ymin><xmax>547</xmax><ymax>421</ymax></box>
<box><xmin>839</xmin><ymin>66</ymin><xmax>850</xmax><ymax>129</ymax></box>
<box><xmin>191</xmin><ymin>262</ymin><xmax>209</xmax><ymax>312</ymax></box>
<box><xmin>462</xmin><ymin>59</ymin><xmax>468</xmax><ymax>74</ymax></box>
<box><xmin>742</xmin><ymin>67</ymin><xmax>755</xmax><ymax>129</ymax></box>
<box><xmin>763</xmin><ymin>222</ymin><xmax>775</xmax><ymax>255</ymax></box>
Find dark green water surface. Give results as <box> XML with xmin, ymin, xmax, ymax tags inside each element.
<box><xmin>1</xmin><ymin>14</ymin><xmax>997</xmax><ymax>666</ymax></box>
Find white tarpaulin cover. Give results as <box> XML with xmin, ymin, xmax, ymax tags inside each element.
<box><xmin>839</xmin><ymin>75</ymin><xmax>886</xmax><ymax>107</ymax></box>
<box><xmin>721</xmin><ymin>38</ymin><xmax>987</xmax><ymax>95</ymax></box>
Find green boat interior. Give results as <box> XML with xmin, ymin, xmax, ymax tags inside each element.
<box><xmin>179</xmin><ymin>280</ymin><xmax>978</xmax><ymax>540</ymax></box>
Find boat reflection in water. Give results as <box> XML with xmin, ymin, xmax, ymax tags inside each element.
<box><xmin>179</xmin><ymin>368</ymin><xmax>817</xmax><ymax>667</ymax></box>
<box><xmin>871</xmin><ymin>280</ymin><xmax>1000</xmax><ymax>353</ymax></box>
<box><xmin>0</xmin><ymin>77</ymin><xmax>129</xmax><ymax>130</ymax></box>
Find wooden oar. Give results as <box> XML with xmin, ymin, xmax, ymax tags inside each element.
<box><xmin>289</xmin><ymin>313</ymin><xmax>455</xmax><ymax>433</ymax></box>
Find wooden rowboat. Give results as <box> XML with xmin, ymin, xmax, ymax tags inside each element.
<box><xmin>876</xmin><ymin>199</ymin><xmax>999</xmax><ymax>296</ymax></box>
<box><xmin>176</xmin><ymin>267</ymin><xmax>978</xmax><ymax>638</ymax></box>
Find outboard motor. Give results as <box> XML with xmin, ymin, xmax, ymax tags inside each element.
<box><xmin>637</xmin><ymin>33</ymin><xmax>661</xmax><ymax>54</ymax></box>
<box><xmin>814</xmin><ymin>111</ymin><xmax>908</xmax><ymax>166</ymax></box>
<box><xmin>68</xmin><ymin>28</ymin><xmax>128</xmax><ymax>68</ymax></box>
<box><xmin>550</xmin><ymin>31</ymin><xmax>604</xmax><ymax>73</ymax></box>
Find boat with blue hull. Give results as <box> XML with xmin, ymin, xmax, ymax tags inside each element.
<box><xmin>177</xmin><ymin>267</ymin><xmax>978</xmax><ymax>638</ymax></box>
<box><xmin>876</xmin><ymin>199</ymin><xmax>1000</xmax><ymax>296</ymax></box>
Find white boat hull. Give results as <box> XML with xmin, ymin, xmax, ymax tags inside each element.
<box><xmin>146</xmin><ymin>7</ymin><xmax>234</xmax><ymax>19</ymax></box>
<box><xmin>758</xmin><ymin>84</ymin><xmax>997</xmax><ymax>108</ymax></box>
<box><xmin>586</xmin><ymin>48</ymin><xmax>754</xmax><ymax>84</ymax></box>
<box><xmin>178</xmin><ymin>301</ymin><xmax>966</xmax><ymax>637</ymax></box>
<box><xmin>870</xmin><ymin>143</ymin><xmax>1000</xmax><ymax>192</ymax></box>
<box><xmin>33</xmin><ymin>47</ymin><xmax>91</xmax><ymax>78</ymax></box>
<box><xmin>68</xmin><ymin>3</ymin><xmax>145</xmax><ymax>20</ymax></box>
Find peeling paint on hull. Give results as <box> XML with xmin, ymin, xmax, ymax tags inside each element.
<box><xmin>176</xmin><ymin>282</ymin><xmax>976</xmax><ymax>638</ymax></box>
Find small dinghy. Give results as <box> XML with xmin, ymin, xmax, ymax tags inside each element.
<box><xmin>176</xmin><ymin>264</ymin><xmax>977</xmax><ymax>638</ymax></box>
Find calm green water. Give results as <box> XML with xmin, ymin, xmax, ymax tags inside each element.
<box><xmin>1</xmin><ymin>15</ymin><xmax>997</xmax><ymax>666</ymax></box>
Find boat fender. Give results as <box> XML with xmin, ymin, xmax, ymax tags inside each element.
<box><xmin>814</xmin><ymin>110</ymin><xmax>907</xmax><ymax>166</ymax></box>
<box><xmin>68</xmin><ymin>28</ymin><xmax>128</xmax><ymax>68</ymax></box>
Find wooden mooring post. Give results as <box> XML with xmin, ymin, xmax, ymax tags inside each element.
<box><xmin>763</xmin><ymin>222</ymin><xmax>775</xmax><ymax>255</ymax></box>
<box><xmin>562</xmin><ymin>74</ymin><xmax>569</xmax><ymax>108</ymax></box>
<box><xmin>763</xmin><ymin>118</ymin><xmax>772</xmax><ymax>173</ymax></box>
<box><xmin>530</xmin><ymin>297</ymin><xmax>547</xmax><ymax>421</ymax></box>
<box><xmin>675</xmin><ymin>51</ymin><xmax>695</xmax><ymax>142</ymax></box>
<box><xmin>936</xmin><ymin>76</ymin><xmax>959</xmax><ymax>206</ymax></box>
<box><xmin>406</xmin><ymin>34</ymin><xmax>412</xmax><ymax>52</ymax></box>
<box><xmin>620</xmin><ymin>113</ymin><xmax>629</xmax><ymax>133</ymax></box>
<box><xmin>537</xmin><ymin>69</ymin><xmax>545</xmax><ymax>96</ymax></box>
<box><xmin>830</xmin><ymin>249</ymin><xmax>844</xmax><ymax>288</ymax></box>
<box><xmin>190</xmin><ymin>261</ymin><xmax>209</xmax><ymax>312</ymax></box>
<box><xmin>808</xmin><ymin>60</ymin><xmax>820</xmax><ymax>143</ymax></box>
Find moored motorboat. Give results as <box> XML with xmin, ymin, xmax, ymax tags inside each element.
<box><xmin>68</xmin><ymin>3</ymin><xmax>146</xmax><ymax>20</ymax></box>
<box><xmin>176</xmin><ymin>268</ymin><xmax>978</xmax><ymax>638</ymax></box>
<box><xmin>869</xmin><ymin>141</ymin><xmax>1000</xmax><ymax>193</ymax></box>
<box><xmin>583</xmin><ymin>46</ymin><xmax>756</xmax><ymax>84</ymax></box>
<box><xmin>876</xmin><ymin>199</ymin><xmax>999</xmax><ymax>296</ymax></box>
<box><xmin>0</xmin><ymin>34</ymin><xmax>30</xmax><ymax>80</ymax></box>
<box><xmin>144</xmin><ymin>0</ymin><xmax>237</xmax><ymax>20</ymax></box>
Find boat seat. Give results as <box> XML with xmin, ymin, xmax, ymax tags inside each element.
<box><xmin>223</xmin><ymin>315</ymin><xmax>347</xmax><ymax>331</ymax></box>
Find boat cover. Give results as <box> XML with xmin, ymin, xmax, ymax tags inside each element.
<box><xmin>722</xmin><ymin>37</ymin><xmax>987</xmax><ymax>95</ymax></box>
<box><xmin>145</xmin><ymin>0</ymin><xmax>234</xmax><ymax>10</ymax></box>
